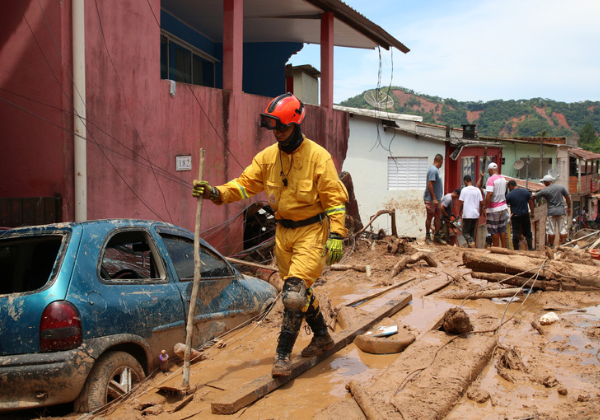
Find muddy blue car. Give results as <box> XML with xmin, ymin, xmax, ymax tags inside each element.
<box><xmin>0</xmin><ymin>219</ymin><xmax>277</xmax><ymax>413</ymax></box>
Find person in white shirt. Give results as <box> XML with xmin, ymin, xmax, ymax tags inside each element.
<box><xmin>459</xmin><ymin>175</ymin><xmax>483</xmax><ymax>248</ymax></box>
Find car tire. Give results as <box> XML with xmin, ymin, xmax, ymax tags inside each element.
<box><xmin>74</xmin><ymin>350</ymin><xmax>145</xmax><ymax>413</ymax></box>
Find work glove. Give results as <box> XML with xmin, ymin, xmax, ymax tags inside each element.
<box><xmin>192</xmin><ymin>180</ymin><xmax>219</xmax><ymax>202</ymax></box>
<box><xmin>323</xmin><ymin>232</ymin><xmax>344</xmax><ymax>265</ymax></box>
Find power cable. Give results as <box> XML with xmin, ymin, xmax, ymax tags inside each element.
<box><xmin>143</xmin><ymin>0</ymin><xmax>246</xmax><ymax>171</ymax></box>
<box><xmin>94</xmin><ymin>0</ymin><xmax>173</xmax><ymax>223</ymax></box>
<box><xmin>15</xmin><ymin>0</ymin><xmax>169</xmax><ymax>221</ymax></box>
<box><xmin>0</xmin><ymin>87</ymin><xmax>190</xmax><ymax>188</ymax></box>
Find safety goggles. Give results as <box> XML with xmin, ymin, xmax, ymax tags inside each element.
<box><xmin>260</xmin><ymin>114</ymin><xmax>291</xmax><ymax>131</ymax></box>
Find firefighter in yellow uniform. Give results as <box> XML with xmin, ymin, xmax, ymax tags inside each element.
<box><xmin>193</xmin><ymin>93</ymin><xmax>348</xmax><ymax>377</ymax></box>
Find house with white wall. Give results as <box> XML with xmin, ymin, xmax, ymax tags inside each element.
<box><xmin>336</xmin><ymin>106</ymin><xmax>439</xmax><ymax>238</ymax></box>
<box><xmin>337</xmin><ymin>105</ymin><xmax>502</xmax><ymax>240</ymax></box>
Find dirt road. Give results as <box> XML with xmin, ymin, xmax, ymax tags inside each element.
<box><xmin>12</xmin><ymin>239</ymin><xmax>600</xmax><ymax>420</ymax></box>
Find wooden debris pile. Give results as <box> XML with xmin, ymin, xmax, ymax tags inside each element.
<box><xmin>464</xmin><ymin>247</ymin><xmax>600</xmax><ymax>292</ymax></box>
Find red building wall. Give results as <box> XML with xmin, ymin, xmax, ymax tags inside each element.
<box><xmin>0</xmin><ymin>0</ymin><xmax>73</xmax><ymax>208</ymax></box>
<box><xmin>0</xmin><ymin>0</ymin><xmax>349</xmax><ymax>255</ymax></box>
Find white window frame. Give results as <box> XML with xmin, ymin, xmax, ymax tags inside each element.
<box><xmin>388</xmin><ymin>157</ymin><xmax>429</xmax><ymax>190</ymax></box>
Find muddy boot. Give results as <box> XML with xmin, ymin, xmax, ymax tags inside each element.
<box><xmin>433</xmin><ymin>233</ymin><xmax>447</xmax><ymax>245</ymax></box>
<box><xmin>527</xmin><ymin>239</ymin><xmax>534</xmax><ymax>251</ymax></box>
<box><xmin>272</xmin><ymin>329</ymin><xmax>298</xmax><ymax>377</ymax></box>
<box><xmin>301</xmin><ymin>311</ymin><xmax>334</xmax><ymax>357</ymax></box>
<box><xmin>272</xmin><ymin>306</ymin><xmax>303</xmax><ymax>377</ymax></box>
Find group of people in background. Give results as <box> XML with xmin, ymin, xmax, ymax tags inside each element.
<box><xmin>423</xmin><ymin>155</ymin><xmax>572</xmax><ymax>250</ymax></box>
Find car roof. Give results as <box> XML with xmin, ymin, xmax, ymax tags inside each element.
<box><xmin>0</xmin><ymin>219</ymin><xmax>192</xmax><ymax>240</ymax></box>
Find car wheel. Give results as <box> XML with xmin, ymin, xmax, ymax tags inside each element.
<box><xmin>74</xmin><ymin>351</ymin><xmax>145</xmax><ymax>413</ymax></box>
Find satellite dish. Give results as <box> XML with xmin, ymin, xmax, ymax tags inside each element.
<box><xmin>548</xmin><ymin>169</ymin><xmax>559</xmax><ymax>179</ymax></box>
<box><xmin>364</xmin><ymin>90</ymin><xmax>395</xmax><ymax>110</ymax></box>
<box><xmin>513</xmin><ymin>160</ymin><xmax>524</xmax><ymax>170</ymax></box>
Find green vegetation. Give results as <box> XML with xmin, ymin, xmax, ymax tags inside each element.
<box><xmin>579</xmin><ymin>122</ymin><xmax>600</xmax><ymax>153</ymax></box>
<box><xmin>338</xmin><ymin>87</ymin><xmax>600</xmax><ymax>151</ymax></box>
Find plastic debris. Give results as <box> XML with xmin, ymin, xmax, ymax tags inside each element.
<box><xmin>159</xmin><ymin>349</ymin><xmax>169</xmax><ymax>372</ymax></box>
<box><xmin>540</xmin><ymin>312</ymin><xmax>560</xmax><ymax>325</ymax></box>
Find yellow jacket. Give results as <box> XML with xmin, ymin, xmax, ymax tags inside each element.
<box><xmin>214</xmin><ymin>136</ymin><xmax>348</xmax><ymax>237</ymax></box>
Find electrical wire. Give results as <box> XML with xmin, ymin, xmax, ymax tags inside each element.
<box><xmin>15</xmin><ymin>1</ymin><xmax>170</xmax><ymax>222</ymax></box>
<box><xmin>0</xmin><ymin>88</ymin><xmax>190</xmax><ymax>188</ymax></box>
<box><xmin>143</xmin><ymin>0</ymin><xmax>246</xmax><ymax>171</ymax></box>
<box><xmin>94</xmin><ymin>0</ymin><xmax>174</xmax><ymax>223</ymax></box>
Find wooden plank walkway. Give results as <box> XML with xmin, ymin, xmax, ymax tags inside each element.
<box><xmin>211</xmin><ymin>292</ymin><xmax>412</xmax><ymax>415</ymax></box>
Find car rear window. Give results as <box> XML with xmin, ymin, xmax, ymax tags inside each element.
<box><xmin>0</xmin><ymin>235</ymin><xmax>64</xmax><ymax>295</ymax></box>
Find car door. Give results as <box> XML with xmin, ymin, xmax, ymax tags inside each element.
<box><xmin>71</xmin><ymin>224</ymin><xmax>187</xmax><ymax>358</ymax></box>
<box><xmin>154</xmin><ymin>226</ymin><xmax>261</xmax><ymax>348</ymax></box>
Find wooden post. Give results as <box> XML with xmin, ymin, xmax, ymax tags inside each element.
<box><xmin>182</xmin><ymin>148</ymin><xmax>205</xmax><ymax>390</ymax></box>
<box><xmin>390</xmin><ymin>209</ymin><xmax>398</xmax><ymax>237</ymax></box>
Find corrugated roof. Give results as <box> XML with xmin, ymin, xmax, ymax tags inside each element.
<box><xmin>479</xmin><ymin>136</ymin><xmax>567</xmax><ymax>145</ymax></box>
<box><xmin>569</xmin><ymin>148</ymin><xmax>600</xmax><ymax>161</ymax></box>
<box><xmin>333</xmin><ymin>105</ymin><xmax>422</xmax><ymax>122</ymax></box>
<box><xmin>504</xmin><ymin>176</ymin><xmax>545</xmax><ymax>192</ymax></box>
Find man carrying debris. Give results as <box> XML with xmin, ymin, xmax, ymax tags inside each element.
<box><xmin>458</xmin><ymin>175</ymin><xmax>483</xmax><ymax>248</ymax></box>
<box><xmin>192</xmin><ymin>93</ymin><xmax>349</xmax><ymax>377</ymax></box>
<box><xmin>506</xmin><ymin>180</ymin><xmax>535</xmax><ymax>251</ymax></box>
<box><xmin>533</xmin><ymin>174</ymin><xmax>571</xmax><ymax>248</ymax></box>
<box><xmin>483</xmin><ymin>162</ymin><xmax>508</xmax><ymax>248</ymax></box>
<box><xmin>423</xmin><ymin>154</ymin><xmax>446</xmax><ymax>245</ymax></box>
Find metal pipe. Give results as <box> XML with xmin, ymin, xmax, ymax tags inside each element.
<box><xmin>73</xmin><ymin>0</ymin><xmax>87</xmax><ymax>221</ymax></box>
<box><xmin>525</xmin><ymin>155</ymin><xmax>530</xmax><ymax>190</ymax></box>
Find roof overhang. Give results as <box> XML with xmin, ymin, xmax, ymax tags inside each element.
<box><xmin>333</xmin><ymin>105</ymin><xmax>423</xmax><ymax>122</ymax></box>
<box><xmin>569</xmin><ymin>148</ymin><xmax>600</xmax><ymax>161</ymax></box>
<box><xmin>161</xmin><ymin>0</ymin><xmax>409</xmax><ymax>52</ymax></box>
<box><xmin>479</xmin><ymin>136</ymin><xmax>567</xmax><ymax>147</ymax></box>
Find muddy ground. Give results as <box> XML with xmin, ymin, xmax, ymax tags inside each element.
<box><xmin>11</xmin><ymin>238</ymin><xmax>600</xmax><ymax>420</ymax></box>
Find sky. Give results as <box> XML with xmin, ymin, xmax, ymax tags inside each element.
<box><xmin>288</xmin><ymin>0</ymin><xmax>600</xmax><ymax>105</ymax></box>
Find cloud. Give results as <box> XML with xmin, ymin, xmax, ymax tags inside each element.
<box><xmin>290</xmin><ymin>0</ymin><xmax>600</xmax><ymax>103</ymax></box>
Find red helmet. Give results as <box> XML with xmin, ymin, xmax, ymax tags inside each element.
<box><xmin>260</xmin><ymin>93</ymin><xmax>305</xmax><ymax>130</ymax></box>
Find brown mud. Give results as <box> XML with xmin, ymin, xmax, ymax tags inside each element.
<box><xmin>10</xmin><ymin>240</ymin><xmax>600</xmax><ymax>420</ymax></box>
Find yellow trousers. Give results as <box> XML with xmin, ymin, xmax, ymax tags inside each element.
<box><xmin>275</xmin><ymin>219</ymin><xmax>329</xmax><ymax>287</ymax></box>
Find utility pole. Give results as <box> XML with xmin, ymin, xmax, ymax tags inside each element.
<box><xmin>539</xmin><ymin>138</ymin><xmax>544</xmax><ymax>179</ymax></box>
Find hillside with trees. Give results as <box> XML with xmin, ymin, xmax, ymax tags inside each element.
<box><xmin>339</xmin><ymin>87</ymin><xmax>600</xmax><ymax>152</ymax></box>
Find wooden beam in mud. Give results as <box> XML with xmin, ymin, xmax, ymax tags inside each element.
<box><xmin>440</xmin><ymin>287</ymin><xmax>524</xmax><ymax>300</ymax></box>
<box><xmin>210</xmin><ymin>292</ymin><xmax>413</xmax><ymax>415</ymax></box>
<box><xmin>391</xmin><ymin>334</ymin><xmax>497</xmax><ymax>420</ymax></box>
<box><xmin>463</xmin><ymin>251</ymin><xmax>600</xmax><ymax>289</ymax></box>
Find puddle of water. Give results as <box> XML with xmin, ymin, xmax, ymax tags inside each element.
<box><xmin>397</xmin><ymin>296</ymin><xmax>454</xmax><ymax>333</ymax></box>
<box><xmin>547</xmin><ymin>333</ymin><xmax>599</xmax><ymax>365</ymax></box>
<box><xmin>564</xmin><ymin>304</ymin><xmax>600</xmax><ymax>327</ymax></box>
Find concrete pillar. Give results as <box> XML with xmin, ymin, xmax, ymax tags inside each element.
<box><xmin>320</xmin><ymin>12</ymin><xmax>334</xmax><ymax>109</ymax></box>
<box><xmin>223</xmin><ymin>0</ymin><xmax>243</xmax><ymax>93</ymax></box>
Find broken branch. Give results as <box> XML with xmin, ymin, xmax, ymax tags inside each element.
<box><xmin>390</xmin><ymin>252</ymin><xmax>437</xmax><ymax>280</ymax></box>
<box><xmin>354</xmin><ymin>209</ymin><xmax>397</xmax><ymax>237</ymax></box>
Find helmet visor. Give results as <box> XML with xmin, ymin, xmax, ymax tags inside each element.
<box><xmin>260</xmin><ymin>114</ymin><xmax>290</xmax><ymax>131</ymax></box>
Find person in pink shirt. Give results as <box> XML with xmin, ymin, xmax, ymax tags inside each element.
<box><xmin>483</xmin><ymin>162</ymin><xmax>508</xmax><ymax>248</ymax></box>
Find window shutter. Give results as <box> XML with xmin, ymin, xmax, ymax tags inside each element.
<box><xmin>388</xmin><ymin>157</ymin><xmax>428</xmax><ymax>190</ymax></box>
